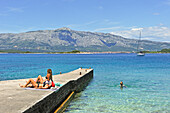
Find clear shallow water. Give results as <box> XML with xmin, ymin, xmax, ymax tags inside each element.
<box><xmin>0</xmin><ymin>53</ymin><xmax>170</xmax><ymax>112</ymax></box>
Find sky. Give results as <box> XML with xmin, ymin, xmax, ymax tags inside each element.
<box><xmin>0</xmin><ymin>0</ymin><xmax>170</xmax><ymax>42</ymax></box>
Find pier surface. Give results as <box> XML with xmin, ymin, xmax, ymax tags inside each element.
<box><xmin>0</xmin><ymin>68</ymin><xmax>93</xmax><ymax>113</ymax></box>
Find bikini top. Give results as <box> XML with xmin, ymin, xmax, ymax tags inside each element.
<box><xmin>43</xmin><ymin>79</ymin><xmax>52</xmax><ymax>87</ymax></box>
<box><xmin>45</xmin><ymin>80</ymin><xmax>51</xmax><ymax>85</ymax></box>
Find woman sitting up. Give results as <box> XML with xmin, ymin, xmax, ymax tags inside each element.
<box><xmin>19</xmin><ymin>69</ymin><xmax>53</xmax><ymax>89</ymax></box>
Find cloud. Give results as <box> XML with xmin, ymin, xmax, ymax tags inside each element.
<box><xmin>103</xmin><ymin>19</ymin><xmax>120</xmax><ymax>25</ymax></box>
<box><xmin>0</xmin><ymin>13</ymin><xmax>8</xmax><ymax>16</ymax></box>
<box><xmin>93</xmin><ymin>25</ymin><xmax>136</xmax><ymax>33</ymax></box>
<box><xmin>66</xmin><ymin>20</ymin><xmax>98</xmax><ymax>29</ymax></box>
<box><xmin>66</xmin><ymin>22</ymin><xmax>170</xmax><ymax>42</ymax></box>
<box><xmin>0</xmin><ymin>7</ymin><xmax>24</xmax><ymax>16</ymax></box>
<box><xmin>93</xmin><ymin>27</ymin><xmax>122</xmax><ymax>32</ymax></box>
<box><xmin>164</xmin><ymin>0</ymin><xmax>170</xmax><ymax>5</ymax></box>
<box><xmin>66</xmin><ymin>19</ymin><xmax>121</xmax><ymax>31</ymax></box>
<box><xmin>7</xmin><ymin>7</ymin><xmax>24</xmax><ymax>13</ymax></box>
<box><xmin>98</xmin><ymin>6</ymin><xmax>104</xmax><ymax>10</ymax></box>
<box><xmin>153</xmin><ymin>13</ymin><xmax>160</xmax><ymax>15</ymax></box>
<box><xmin>61</xmin><ymin>0</ymin><xmax>76</xmax><ymax>2</ymax></box>
<box><xmin>110</xmin><ymin>26</ymin><xmax>170</xmax><ymax>42</ymax></box>
<box><xmin>131</xmin><ymin>28</ymin><xmax>143</xmax><ymax>31</ymax></box>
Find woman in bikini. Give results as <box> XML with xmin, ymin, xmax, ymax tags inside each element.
<box><xmin>19</xmin><ymin>69</ymin><xmax>53</xmax><ymax>89</ymax></box>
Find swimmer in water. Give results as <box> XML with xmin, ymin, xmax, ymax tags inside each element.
<box><xmin>120</xmin><ymin>81</ymin><xmax>126</xmax><ymax>88</ymax></box>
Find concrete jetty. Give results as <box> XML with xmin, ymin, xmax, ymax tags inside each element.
<box><xmin>0</xmin><ymin>68</ymin><xmax>93</xmax><ymax>113</ymax></box>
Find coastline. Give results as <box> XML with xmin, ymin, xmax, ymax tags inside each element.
<box><xmin>0</xmin><ymin>51</ymin><xmax>134</xmax><ymax>54</ymax></box>
<box><xmin>1</xmin><ymin>51</ymin><xmax>170</xmax><ymax>54</ymax></box>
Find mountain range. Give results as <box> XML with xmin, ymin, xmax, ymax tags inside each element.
<box><xmin>0</xmin><ymin>27</ymin><xmax>170</xmax><ymax>52</ymax></box>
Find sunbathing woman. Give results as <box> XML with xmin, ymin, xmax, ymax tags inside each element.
<box><xmin>19</xmin><ymin>69</ymin><xmax>53</xmax><ymax>89</ymax></box>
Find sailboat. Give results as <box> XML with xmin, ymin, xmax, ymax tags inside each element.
<box><xmin>137</xmin><ymin>51</ymin><xmax>145</xmax><ymax>56</ymax></box>
<box><xmin>136</xmin><ymin>31</ymin><xmax>145</xmax><ymax>56</ymax></box>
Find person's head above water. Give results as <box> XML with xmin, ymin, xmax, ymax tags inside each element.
<box><xmin>120</xmin><ymin>81</ymin><xmax>123</xmax><ymax>86</ymax></box>
<box><xmin>120</xmin><ymin>81</ymin><xmax>127</xmax><ymax>88</ymax></box>
<box><xmin>120</xmin><ymin>81</ymin><xmax>123</xmax><ymax>84</ymax></box>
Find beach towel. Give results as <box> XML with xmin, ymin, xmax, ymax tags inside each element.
<box><xmin>24</xmin><ymin>87</ymin><xmax>59</xmax><ymax>91</ymax></box>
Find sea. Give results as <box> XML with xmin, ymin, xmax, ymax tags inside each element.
<box><xmin>0</xmin><ymin>53</ymin><xmax>169</xmax><ymax>113</ymax></box>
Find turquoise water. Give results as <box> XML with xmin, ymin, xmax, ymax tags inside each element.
<box><xmin>0</xmin><ymin>53</ymin><xmax>170</xmax><ymax>112</ymax></box>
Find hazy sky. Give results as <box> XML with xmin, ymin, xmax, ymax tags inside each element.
<box><xmin>0</xmin><ymin>0</ymin><xmax>170</xmax><ymax>42</ymax></box>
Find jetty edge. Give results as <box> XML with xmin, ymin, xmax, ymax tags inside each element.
<box><xmin>0</xmin><ymin>68</ymin><xmax>93</xmax><ymax>113</ymax></box>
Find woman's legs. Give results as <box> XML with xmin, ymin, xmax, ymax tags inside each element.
<box><xmin>35</xmin><ymin>75</ymin><xmax>44</xmax><ymax>84</ymax></box>
<box><xmin>19</xmin><ymin>78</ymin><xmax>37</xmax><ymax>88</ymax></box>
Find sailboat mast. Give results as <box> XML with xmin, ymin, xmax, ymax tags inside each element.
<box><xmin>136</xmin><ymin>31</ymin><xmax>141</xmax><ymax>53</ymax></box>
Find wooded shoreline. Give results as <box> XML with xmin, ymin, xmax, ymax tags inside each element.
<box><xmin>1</xmin><ymin>49</ymin><xmax>170</xmax><ymax>54</ymax></box>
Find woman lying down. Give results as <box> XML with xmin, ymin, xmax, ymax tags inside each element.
<box><xmin>19</xmin><ymin>69</ymin><xmax>53</xmax><ymax>89</ymax></box>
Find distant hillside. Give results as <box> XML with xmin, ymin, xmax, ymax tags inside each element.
<box><xmin>0</xmin><ymin>27</ymin><xmax>170</xmax><ymax>52</ymax></box>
